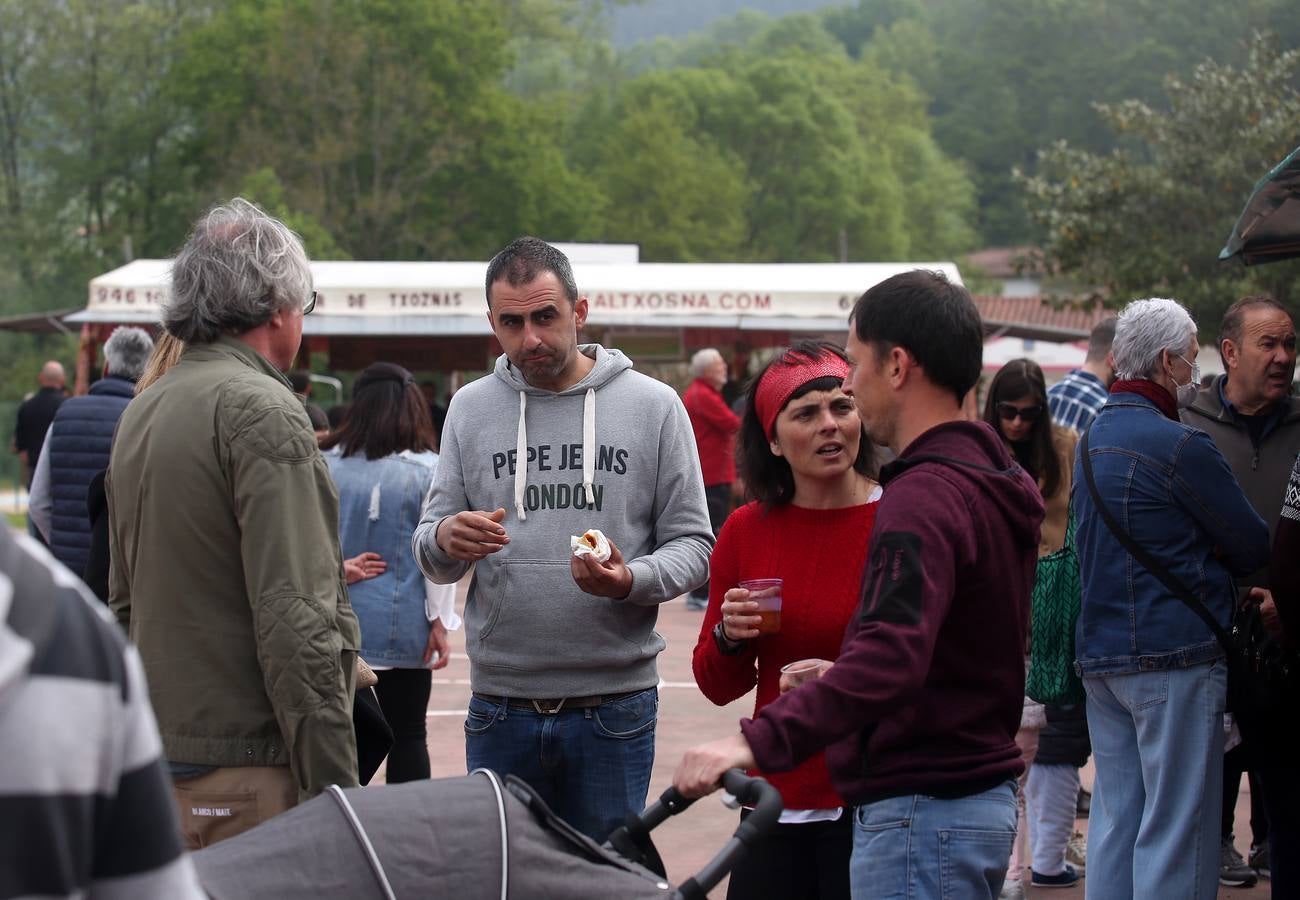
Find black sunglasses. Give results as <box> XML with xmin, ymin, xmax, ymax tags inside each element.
<box><xmin>304</xmin><ymin>291</ymin><xmax>317</xmax><ymax>315</ymax></box>
<box><xmin>996</xmin><ymin>402</ymin><xmax>1043</xmax><ymax>423</ymax></box>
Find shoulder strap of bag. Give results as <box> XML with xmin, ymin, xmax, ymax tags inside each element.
<box><xmin>1079</xmin><ymin>427</ymin><xmax>1234</xmax><ymax>657</ymax></box>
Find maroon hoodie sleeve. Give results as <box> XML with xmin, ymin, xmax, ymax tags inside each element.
<box><xmin>740</xmin><ymin>468</ymin><xmax>970</xmax><ymax>773</ymax></box>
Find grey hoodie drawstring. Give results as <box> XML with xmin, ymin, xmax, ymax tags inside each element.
<box><xmin>514</xmin><ymin>392</ymin><xmax>528</xmax><ymax>521</ymax></box>
<box><xmin>512</xmin><ymin>386</ymin><xmax>597</xmax><ymax>522</ymax></box>
<box><xmin>582</xmin><ymin>388</ymin><xmax>595</xmax><ymax>503</ymax></box>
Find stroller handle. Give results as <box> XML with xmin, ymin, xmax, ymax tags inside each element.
<box><xmin>667</xmin><ymin>770</ymin><xmax>783</xmax><ymax>900</ymax></box>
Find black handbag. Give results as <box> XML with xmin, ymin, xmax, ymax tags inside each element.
<box><xmin>1079</xmin><ymin>428</ymin><xmax>1300</xmax><ymax>744</ymax></box>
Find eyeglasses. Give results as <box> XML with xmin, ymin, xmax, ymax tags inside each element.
<box><xmin>996</xmin><ymin>402</ymin><xmax>1043</xmax><ymax>423</ymax></box>
<box><xmin>304</xmin><ymin>291</ymin><xmax>317</xmax><ymax>315</ymax></box>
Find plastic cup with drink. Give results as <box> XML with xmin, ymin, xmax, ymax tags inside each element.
<box><xmin>779</xmin><ymin>658</ymin><xmax>831</xmax><ymax>693</ymax></box>
<box><xmin>739</xmin><ymin>578</ymin><xmax>782</xmax><ymax>634</ymax></box>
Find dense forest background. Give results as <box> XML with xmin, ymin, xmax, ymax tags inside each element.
<box><xmin>2</xmin><ymin>0</ymin><xmax>1299</xmax><ymax>403</ymax></box>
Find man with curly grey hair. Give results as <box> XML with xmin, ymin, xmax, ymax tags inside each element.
<box><xmin>28</xmin><ymin>326</ymin><xmax>153</xmax><ymax>572</ymax></box>
<box><xmin>107</xmin><ymin>198</ymin><xmax>360</xmax><ymax>848</ymax></box>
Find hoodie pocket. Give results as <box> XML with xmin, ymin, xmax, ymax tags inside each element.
<box><xmin>475</xmin><ymin>557</ymin><xmax>632</xmax><ymax>671</ymax></box>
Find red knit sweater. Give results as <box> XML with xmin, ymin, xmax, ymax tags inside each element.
<box><xmin>692</xmin><ymin>498</ymin><xmax>877</xmax><ymax>810</ymax></box>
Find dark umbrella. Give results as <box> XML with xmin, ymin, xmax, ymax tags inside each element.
<box><xmin>1220</xmin><ymin>144</ymin><xmax>1300</xmax><ymax>265</ymax></box>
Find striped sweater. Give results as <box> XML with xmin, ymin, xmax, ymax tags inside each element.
<box><xmin>0</xmin><ymin>527</ymin><xmax>204</xmax><ymax>900</ymax></box>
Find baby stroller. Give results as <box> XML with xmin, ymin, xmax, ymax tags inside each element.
<box><xmin>194</xmin><ymin>768</ymin><xmax>781</xmax><ymax>899</ymax></box>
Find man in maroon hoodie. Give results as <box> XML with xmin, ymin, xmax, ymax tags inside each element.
<box><xmin>675</xmin><ymin>270</ymin><xmax>1045</xmax><ymax>899</ymax></box>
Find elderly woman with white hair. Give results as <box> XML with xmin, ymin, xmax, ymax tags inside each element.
<box><xmin>1073</xmin><ymin>297</ymin><xmax>1269</xmax><ymax>900</ymax></box>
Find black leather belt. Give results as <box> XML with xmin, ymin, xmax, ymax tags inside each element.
<box><xmin>472</xmin><ymin>690</ymin><xmax>640</xmax><ymax>715</ymax></box>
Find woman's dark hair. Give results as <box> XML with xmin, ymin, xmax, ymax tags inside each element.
<box><xmin>737</xmin><ymin>339</ymin><xmax>876</xmax><ymax>506</ymax></box>
<box><xmin>321</xmin><ymin>362</ymin><xmax>437</xmax><ymax>459</ymax></box>
<box><xmin>981</xmin><ymin>357</ymin><xmax>1062</xmax><ymax>499</ymax></box>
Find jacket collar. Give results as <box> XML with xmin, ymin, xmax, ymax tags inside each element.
<box><xmin>1184</xmin><ymin>373</ymin><xmax>1300</xmax><ymax>438</ymax></box>
<box><xmin>194</xmin><ymin>335</ymin><xmax>293</xmax><ymax>390</ymax></box>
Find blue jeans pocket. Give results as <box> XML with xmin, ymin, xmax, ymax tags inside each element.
<box><xmin>464</xmin><ymin>695</ymin><xmax>502</xmax><ymax>736</ymax></box>
<box><xmin>1131</xmin><ymin>670</ymin><xmax>1169</xmax><ymax>710</ymax></box>
<box><xmin>592</xmin><ymin>688</ymin><xmax>657</xmax><ymax>739</ymax></box>
<box><xmin>939</xmin><ymin>828</ymin><xmax>1015</xmax><ymax>899</ymax></box>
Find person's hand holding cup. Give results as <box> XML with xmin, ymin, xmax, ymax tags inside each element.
<box><xmin>721</xmin><ymin>578</ymin><xmax>783</xmax><ymax>641</ymax></box>
<box><xmin>779</xmin><ymin>658</ymin><xmax>833</xmax><ymax>693</ymax></box>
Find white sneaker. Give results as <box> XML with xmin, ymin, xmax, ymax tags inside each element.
<box><xmin>999</xmin><ymin>880</ymin><xmax>1026</xmax><ymax>900</ymax></box>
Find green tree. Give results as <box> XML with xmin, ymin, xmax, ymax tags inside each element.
<box><xmin>589</xmin><ymin>97</ymin><xmax>750</xmax><ymax>261</ymax></box>
<box><xmin>1018</xmin><ymin>34</ymin><xmax>1300</xmax><ymax>325</ymax></box>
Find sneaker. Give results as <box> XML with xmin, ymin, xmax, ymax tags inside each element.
<box><xmin>1065</xmin><ymin>830</ymin><xmax>1087</xmax><ymax>872</ymax></box>
<box><xmin>1250</xmin><ymin>840</ymin><xmax>1271</xmax><ymax>879</ymax></box>
<box><xmin>999</xmin><ymin>880</ymin><xmax>1026</xmax><ymax>900</ymax></box>
<box><xmin>1221</xmin><ymin>837</ymin><xmax>1259</xmax><ymax>887</ymax></box>
<box><xmin>685</xmin><ymin>595</ymin><xmax>708</xmax><ymax>611</ymax></box>
<box><xmin>1075</xmin><ymin>787</ymin><xmax>1091</xmax><ymax>818</ymax></box>
<box><xmin>1030</xmin><ymin>865</ymin><xmax>1081</xmax><ymax>889</ymax></box>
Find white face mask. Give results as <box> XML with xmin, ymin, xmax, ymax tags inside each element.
<box><xmin>1174</xmin><ymin>353</ymin><xmax>1200</xmax><ymax>408</ymax></box>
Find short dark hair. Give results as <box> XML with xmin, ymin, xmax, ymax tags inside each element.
<box><xmin>288</xmin><ymin>371</ymin><xmax>311</xmax><ymax>394</ymax></box>
<box><xmin>850</xmin><ymin>270</ymin><xmax>983</xmax><ymax>403</ymax></box>
<box><xmin>737</xmin><ymin>340</ymin><xmax>877</xmax><ymax>507</ymax></box>
<box><xmin>484</xmin><ymin>237</ymin><xmax>578</xmax><ymax>307</ymax></box>
<box><xmin>1085</xmin><ymin>316</ymin><xmax>1118</xmax><ymax>363</ymax></box>
<box><xmin>320</xmin><ymin>362</ymin><xmax>436</xmax><ymax>459</ymax></box>
<box><xmin>981</xmin><ymin>358</ymin><xmax>1063</xmax><ymax>499</ymax></box>
<box><xmin>1218</xmin><ymin>294</ymin><xmax>1293</xmax><ymax>368</ymax></box>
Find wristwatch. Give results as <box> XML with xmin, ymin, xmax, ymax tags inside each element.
<box><xmin>712</xmin><ymin>621</ymin><xmax>748</xmax><ymax>655</ymax></box>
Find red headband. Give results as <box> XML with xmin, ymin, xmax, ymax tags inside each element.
<box><xmin>754</xmin><ymin>351</ymin><xmax>851</xmax><ymax>439</ymax></box>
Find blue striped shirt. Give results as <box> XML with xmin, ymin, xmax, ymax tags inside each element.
<box><xmin>1047</xmin><ymin>369</ymin><xmax>1109</xmax><ymax>433</ymax></box>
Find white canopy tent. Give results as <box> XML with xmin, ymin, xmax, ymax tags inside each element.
<box><xmin>69</xmin><ymin>258</ymin><xmax>964</xmax><ymax>335</ymax></box>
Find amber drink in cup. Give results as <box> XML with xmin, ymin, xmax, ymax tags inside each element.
<box><xmin>740</xmin><ymin>578</ymin><xmax>783</xmax><ymax>634</ymax></box>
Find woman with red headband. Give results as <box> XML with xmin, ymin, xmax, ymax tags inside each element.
<box><xmin>692</xmin><ymin>339</ymin><xmax>880</xmax><ymax>900</ymax></box>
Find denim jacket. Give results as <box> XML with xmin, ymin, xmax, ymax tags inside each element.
<box><xmin>327</xmin><ymin>449</ymin><xmax>440</xmax><ymax>667</ymax></box>
<box><xmin>1073</xmin><ymin>392</ymin><xmax>1269</xmax><ymax>676</ymax></box>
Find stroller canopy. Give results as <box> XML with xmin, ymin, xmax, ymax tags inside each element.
<box><xmin>1220</xmin><ymin>144</ymin><xmax>1300</xmax><ymax>265</ymax></box>
<box><xmin>194</xmin><ymin>772</ymin><xmax>674</xmax><ymax>900</ymax></box>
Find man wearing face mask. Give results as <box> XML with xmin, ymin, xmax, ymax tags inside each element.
<box><xmin>1073</xmin><ymin>297</ymin><xmax>1268</xmax><ymax>900</ymax></box>
<box><xmin>1181</xmin><ymin>295</ymin><xmax>1300</xmax><ymax>887</ymax></box>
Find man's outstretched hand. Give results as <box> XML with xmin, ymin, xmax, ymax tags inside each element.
<box><xmin>672</xmin><ymin>733</ymin><xmax>757</xmax><ymax>799</ymax></box>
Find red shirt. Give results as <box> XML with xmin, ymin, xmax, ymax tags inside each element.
<box><xmin>683</xmin><ymin>378</ymin><xmax>739</xmax><ymax>486</ymax></box>
<box><xmin>693</xmin><ymin>499</ymin><xmax>877</xmax><ymax>810</ymax></box>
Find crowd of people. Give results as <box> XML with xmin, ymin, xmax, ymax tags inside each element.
<box><xmin>3</xmin><ymin>197</ymin><xmax>1297</xmax><ymax>900</ymax></box>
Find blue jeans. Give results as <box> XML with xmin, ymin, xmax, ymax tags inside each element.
<box><xmin>1082</xmin><ymin>661</ymin><xmax>1226</xmax><ymax>900</ymax></box>
<box><xmin>464</xmin><ymin>687</ymin><xmax>657</xmax><ymax>842</ymax></box>
<box><xmin>849</xmin><ymin>780</ymin><xmax>1017</xmax><ymax>899</ymax></box>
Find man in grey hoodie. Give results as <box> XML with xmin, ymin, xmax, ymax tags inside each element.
<box><xmin>413</xmin><ymin>237</ymin><xmax>713</xmax><ymax>841</ymax></box>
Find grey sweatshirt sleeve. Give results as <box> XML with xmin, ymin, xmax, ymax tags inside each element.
<box><xmin>413</xmin><ymin>407</ymin><xmax>473</xmax><ymax>585</ymax></box>
<box><xmin>28</xmin><ymin>433</ymin><xmax>54</xmax><ymax>542</ymax></box>
<box><xmin>623</xmin><ymin>396</ymin><xmax>714</xmax><ymax>606</ymax></box>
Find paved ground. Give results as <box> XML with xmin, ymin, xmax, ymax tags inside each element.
<box><xmin>390</xmin><ymin>576</ymin><xmax>1266</xmax><ymax>898</ymax></box>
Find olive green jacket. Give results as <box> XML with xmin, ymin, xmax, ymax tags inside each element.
<box><xmin>108</xmin><ymin>336</ymin><xmax>360</xmax><ymax>800</ymax></box>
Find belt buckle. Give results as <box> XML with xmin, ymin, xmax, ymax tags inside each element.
<box><xmin>531</xmin><ymin>697</ymin><xmax>566</xmax><ymax>715</ymax></box>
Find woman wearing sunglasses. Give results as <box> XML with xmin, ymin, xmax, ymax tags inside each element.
<box><xmin>983</xmin><ymin>358</ymin><xmax>1079</xmax><ymax>897</ymax></box>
